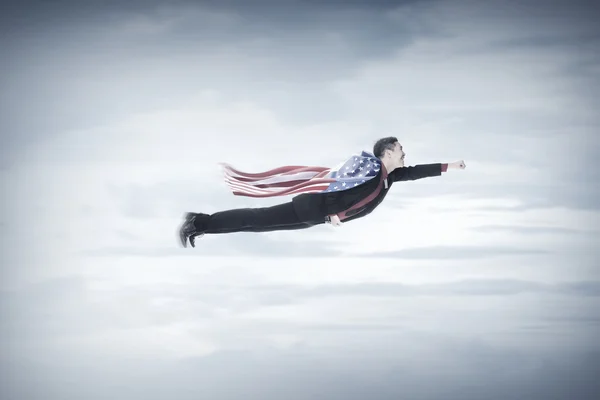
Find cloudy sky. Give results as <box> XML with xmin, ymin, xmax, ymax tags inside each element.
<box><xmin>1</xmin><ymin>0</ymin><xmax>600</xmax><ymax>399</ymax></box>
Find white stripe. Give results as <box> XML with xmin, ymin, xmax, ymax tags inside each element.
<box><xmin>223</xmin><ymin>170</ymin><xmax>321</xmax><ymax>185</ymax></box>
<box><xmin>224</xmin><ymin>175</ymin><xmax>332</xmax><ymax>193</ymax></box>
<box><xmin>222</xmin><ymin>165</ymin><xmax>320</xmax><ymax>179</ymax></box>
<box><xmin>223</xmin><ymin>171</ymin><xmax>332</xmax><ymax>189</ymax></box>
<box><xmin>224</xmin><ymin>177</ymin><xmax>290</xmax><ymax>194</ymax></box>
<box><xmin>224</xmin><ymin>179</ymin><xmax>272</xmax><ymax>194</ymax></box>
<box><xmin>225</xmin><ymin>178</ymin><xmax>331</xmax><ymax>195</ymax></box>
<box><xmin>222</xmin><ymin>164</ymin><xmax>333</xmax><ymax>180</ymax></box>
<box><xmin>224</xmin><ymin>178</ymin><xmax>328</xmax><ymax>195</ymax></box>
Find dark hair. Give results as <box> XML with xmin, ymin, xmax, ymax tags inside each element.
<box><xmin>373</xmin><ymin>136</ymin><xmax>398</xmax><ymax>158</ymax></box>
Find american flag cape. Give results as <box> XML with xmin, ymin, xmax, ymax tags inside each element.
<box><xmin>221</xmin><ymin>151</ymin><xmax>381</xmax><ymax>198</ymax></box>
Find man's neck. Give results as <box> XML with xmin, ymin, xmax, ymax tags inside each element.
<box><xmin>380</xmin><ymin>158</ymin><xmax>397</xmax><ymax>173</ymax></box>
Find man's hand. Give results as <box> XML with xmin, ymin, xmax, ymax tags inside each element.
<box><xmin>449</xmin><ymin>160</ymin><xmax>466</xmax><ymax>169</ymax></box>
<box><xmin>328</xmin><ymin>215</ymin><xmax>343</xmax><ymax>226</ymax></box>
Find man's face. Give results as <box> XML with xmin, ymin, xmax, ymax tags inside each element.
<box><xmin>392</xmin><ymin>142</ymin><xmax>405</xmax><ymax>167</ymax></box>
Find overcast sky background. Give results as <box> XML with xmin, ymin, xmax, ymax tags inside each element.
<box><xmin>1</xmin><ymin>0</ymin><xmax>600</xmax><ymax>399</ymax></box>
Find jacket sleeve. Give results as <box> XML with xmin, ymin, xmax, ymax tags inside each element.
<box><xmin>390</xmin><ymin>163</ymin><xmax>445</xmax><ymax>182</ymax></box>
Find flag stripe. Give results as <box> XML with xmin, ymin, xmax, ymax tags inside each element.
<box><xmin>223</xmin><ymin>170</ymin><xmax>327</xmax><ymax>185</ymax></box>
<box><xmin>230</xmin><ymin>182</ymin><xmax>333</xmax><ymax>197</ymax></box>
<box><xmin>221</xmin><ymin>163</ymin><xmax>330</xmax><ymax>180</ymax></box>
<box><xmin>224</xmin><ymin>181</ymin><xmax>336</xmax><ymax>195</ymax></box>
<box><xmin>224</xmin><ymin>175</ymin><xmax>337</xmax><ymax>195</ymax></box>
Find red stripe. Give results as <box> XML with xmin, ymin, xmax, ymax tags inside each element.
<box><xmin>224</xmin><ymin>172</ymin><xmax>322</xmax><ymax>183</ymax></box>
<box><xmin>231</xmin><ymin>183</ymin><xmax>332</xmax><ymax>197</ymax></box>
<box><xmin>225</xmin><ymin>176</ymin><xmax>336</xmax><ymax>195</ymax></box>
<box><xmin>226</xmin><ymin>178</ymin><xmax>336</xmax><ymax>190</ymax></box>
<box><xmin>225</xmin><ymin>175</ymin><xmax>335</xmax><ymax>192</ymax></box>
<box><xmin>250</xmin><ymin>179</ymin><xmax>318</xmax><ymax>188</ymax></box>
<box><xmin>222</xmin><ymin>164</ymin><xmax>330</xmax><ymax>180</ymax></box>
<box><xmin>220</xmin><ymin>162</ymin><xmax>337</xmax><ymax>197</ymax></box>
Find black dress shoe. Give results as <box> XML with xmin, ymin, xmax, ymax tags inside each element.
<box><xmin>178</xmin><ymin>212</ymin><xmax>205</xmax><ymax>248</ymax></box>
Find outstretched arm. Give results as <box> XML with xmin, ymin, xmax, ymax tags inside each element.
<box><xmin>391</xmin><ymin>160</ymin><xmax>465</xmax><ymax>182</ymax></box>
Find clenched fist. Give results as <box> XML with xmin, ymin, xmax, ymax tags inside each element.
<box><xmin>449</xmin><ymin>160</ymin><xmax>466</xmax><ymax>169</ymax></box>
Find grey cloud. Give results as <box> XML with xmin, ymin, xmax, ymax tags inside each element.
<box><xmin>385</xmin><ymin>180</ymin><xmax>600</xmax><ymax>212</ymax></box>
<box><xmin>4</xmin><ymin>275</ymin><xmax>599</xmax><ymax>342</ymax></box>
<box><xmin>47</xmin><ymin>278</ymin><xmax>597</xmax><ymax>317</ymax></box>
<box><xmin>478</xmin><ymin>183</ymin><xmax>600</xmax><ymax>213</ymax></box>
<box><xmin>4</xmin><ymin>334</ymin><xmax>600</xmax><ymax>400</ymax></box>
<box><xmin>78</xmin><ymin>246</ymin><xmax>189</xmax><ymax>258</ymax></box>
<box><xmin>0</xmin><ymin>276</ymin><xmax>117</xmax><ymax>340</ymax></box>
<box><xmin>3</xmin><ymin>270</ymin><xmax>600</xmax><ymax>399</ymax></box>
<box><xmin>82</xmin><ymin>207</ymin><xmax>577</xmax><ymax>258</ymax></box>
<box><xmin>0</xmin><ymin>275</ymin><xmax>220</xmax><ymax>343</ymax></box>
<box><xmin>355</xmin><ymin>245</ymin><xmax>549</xmax><ymax>259</ymax></box>
<box><xmin>0</xmin><ymin>0</ymin><xmax>431</xmax><ymax>26</ymax></box>
<box><xmin>79</xmin><ymin>231</ymin><xmax>551</xmax><ymax>260</ymax></box>
<box><xmin>247</xmin><ymin>279</ymin><xmax>600</xmax><ymax>302</ymax></box>
<box><xmin>1</xmin><ymin>0</ymin><xmax>431</xmax><ymax>167</ymax></box>
<box><xmin>558</xmin><ymin>281</ymin><xmax>600</xmax><ymax>297</ymax></box>
<box><xmin>470</xmin><ymin>224</ymin><xmax>588</xmax><ymax>235</ymax></box>
<box><xmin>81</xmin><ymin>233</ymin><xmax>340</xmax><ymax>258</ymax></box>
<box><xmin>107</xmin><ymin>180</ymin><xmax>223</xmax><ymax>220</ymax></box>
<box><xmin>8</xmin><ymin>274</ymin><xmax>598</xmax><ymax>343</ymax></box>
<box><xmin>202</xmin><ymin>234</ymin><xmax>340</xmax><ymax>257</ymax></box>
<box><xmin>106</xmin><ymin>179</ymin><xmax>277</xmax><ymax>222</ymax></box>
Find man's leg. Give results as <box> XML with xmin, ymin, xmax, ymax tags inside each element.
<box><xmin>199</xmin><ymin>201</ymin><xmax>318</xmax><ymax>234</ymax></box>
<box><xmin>179</xmin><ymin>201</ymin><xmax>322</xmax><ymax>247</ymax></box>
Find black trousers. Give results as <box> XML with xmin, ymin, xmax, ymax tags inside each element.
<box><xmin>197</xmin><ymin>201</ymin><xmax>324</xmax><ymax>234</ymax></box>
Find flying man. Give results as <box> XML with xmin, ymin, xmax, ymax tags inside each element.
<box><xmin>179</xmin><ymin>136</ymin><xmax>466</xmax><ymax>247</ymax></box>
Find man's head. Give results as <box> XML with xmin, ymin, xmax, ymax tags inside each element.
<box><xmin>373</xmin><ymin>136</ymin><xmax>405</xmax><ymax>169</ymax></box>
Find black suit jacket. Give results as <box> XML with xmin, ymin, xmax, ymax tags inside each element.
<box><xmin>292</xmin><ymin>163</ymin><xmax>444</xmax><ymax>222</ymax></box>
